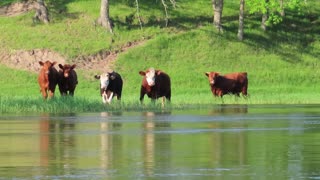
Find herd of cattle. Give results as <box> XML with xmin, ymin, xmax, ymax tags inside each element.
<box><xmin>38</xmin><ymin>60</ymin><xmax>248</xmax><ymax>104</ymax></box>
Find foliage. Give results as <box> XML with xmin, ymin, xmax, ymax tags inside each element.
<box><xmin>246</xmin><ymin>0</ymin><xmax>306</xmax><ymax>25</ymax></box>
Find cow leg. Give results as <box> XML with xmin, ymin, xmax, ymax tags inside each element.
<box><xmin>107</xmin><ymin>92</ymin><xmax>114</xmax><ymax>104</ymax></box>
<box><xmin>48</xmin><ymin>90</ymin><xmax>54</xmax><ymax>98</ymax></box>
<box><xmin>140</xmin><ymin>88</ymin><xmax>146</xmax><ymax>104</ymax></box>
<box><xmin>161</xmin><ymin>97</ymin><xmax>165</xmax><ymax>108</ymax></box>
<box><xmin>102</xmin><ymin>92</ymin><xmax>107</xmax><ymax>104</ymax></box>
<box><xmin>69</xmin><ymin>89</ymin><xmax>75</xmax><ymax>96</ymax></box>
<box><xmin>242</xmin><ymin>87</ymin><xmax>248</xmax><ymax>97</ymax></box>
<box><xmin>117</xmin><ymin>90</ymin><xmax>122</xmax><ymax>101</ymax></box>
<box><xmin>40</xmin><ymin>88</ymin><xmax>48</xmax><ymax>99</ymax></box>
<box><xmin>166</xmin><ymin>91</ymin><xmax>171</xmax><ymax>102</ymax></box>
<box><xmin>116</xmin><ymin>94</ymin><xmax>121</xmax><ymax>101</ymax></box>
<box><xmin>48</xmin><ymin>83</ymin><xmax>56</xmax><ymax>98</ymax></box>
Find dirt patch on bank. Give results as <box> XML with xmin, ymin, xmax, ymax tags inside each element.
<box><xmin>0</xmin><ymin>49</ymin><xmax>66</xmax><ymax>72</ymax></box>
<box><xmin>0</xmin><ymin>0</ymin><xmax>35</xmax><ymax>17</ymax></box>
<box><xmin>0</xmin><ymin>40</ymin><xmax>145</xmax><ymax>76</ymax></box>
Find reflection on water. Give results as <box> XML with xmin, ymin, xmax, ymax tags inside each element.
<box><xmin>1</xmin><ymin>105</ymin><xmax>320</xmax><ymax>179</ymax></box>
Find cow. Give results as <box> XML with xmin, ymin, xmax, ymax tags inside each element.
<box><xmin>38</xmin><ymin>60</ymin><xmax>59</xmax><ymax>99</ymax></box>
<box><xmin>58</xmin><ymin>64</ymin><xmax>78</xmax><ymax>96</ymax></box>
<box><xmin>139</xmin><ymin>68</ymin><xmax>171</xmax><ymax>106</ymax></box>
<box><xmin>94</xmin><ymin>71</ymin><xmax>123</xmax><ymax>104</ymax></box>
<box><xmin>205</xmin><ymin>71</ymin><xmax>248</xmax><ymax>97</ymax></box>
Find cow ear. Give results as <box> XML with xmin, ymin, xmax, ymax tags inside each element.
<box><xmin>71</xmin><ymin>64</ymin><xmax>76</xmax><ymax>69</ymax></box>
<box><xmin>139</xmin><ymin>71</ymin><xmax>146</xmax><ymax>76</ymax></box>
<box><xmin>94</xmin><ymin>75</ymin><xmax>100</xmax><ymax>79</ymax></box>
<box><xmin>59</xmin><ymin>64</ymin><xmax>63</xmax><ymax>69</ymax></box>
<box><xmin>39</xmin><ymin>61</ymin><xmax>44</xmax><ymax>66</ymax></box>
<box><xmin>156</xmin><ymin>70</ymin><xmax>162</xmax><ymax>75</ymax></box>
<box><xmin>205</xmin><ymin>72</ymin><xmax>210</xmax><ymax>77</ymax></box>
<box><xmin>52</xmin><ymin>61</ymin><xmax>57</xmax><ymax>66</ymax></box>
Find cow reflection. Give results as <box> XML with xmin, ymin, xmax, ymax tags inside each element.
<box><xmin>209</xmin><ymin>104</ymin><xmax>248</xmax><ymax>115</ymax></box>
<box><xmin>208</xmin><ymin>105</ymin><xmax>248</xmax><ymax>168</ymax></box>
<box><xmin>39</xmin><ymin>113</ymin><xmax>76</xmax><ymax>173</ymax></box>
<box><xmin>142</xmin><ymin>111</ymin><xmax>171</xmax><ymax>176</ymax></box>
<box><xmin>99</xmin><ymin>112</ymin><xmax>122</xmax><ymax>172</ymax></box>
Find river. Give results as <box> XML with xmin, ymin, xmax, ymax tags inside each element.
<box><xmin>0</xmin><ymin>105</ymin><xmax>320</xmax><ymax>179</ymax></box>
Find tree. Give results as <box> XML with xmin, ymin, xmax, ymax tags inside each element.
<box><xmin>33</xmin><ymin>0</ymin><xmax>49</xmax><ymax>24</ymax></box>
<box><xmin>97</xmin><ymin>0</ymin><xmax>113</xmax><ymax>33</ymax></box>
<box><xmin>212</xmin><ymin>0</ymin><xmax>224</xmax><ymax>32</ymax></box>
<box><xmin>160</xmin><ymin>0</ymin><xmax>176</xmax><ymax>27</ymax></box>
<box><xmin>238</xmin><ymin>0</ymin><xmax>245</xmax><ymax>40</ymax></box>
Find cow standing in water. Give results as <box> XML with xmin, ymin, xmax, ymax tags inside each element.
<box><xmin>94</xmin><ymin>71</ymin><xmax>123</xmax><ymax>104</ymax></box>
<box><xmin>139</xmin><ymin>68</ymin><xmax>171</xmax><ymax>106</ymax></box>
<box><xmin>38</xmin><ymin>60</ymin><xmax>59</xmax><ymax>99</ymax></box>
<box><xmin>205</xmin><ymin>71</ymin><xmax>248</xmax><ymax>97</ymax></box>
<box><xmin>58</xmin><ymin>64</ymin><xmax>78</xmax><ymax>96</ymax></box>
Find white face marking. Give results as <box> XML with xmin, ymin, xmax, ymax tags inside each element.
<box><xmin>146</xmin><ymin>69</ymin><xmax>155</xmax><ymax>86</ymax></box>
<box><xmin>100</xmin><ymin>73</ymin><xmax>110</xmax><ymax>89</ymax></box>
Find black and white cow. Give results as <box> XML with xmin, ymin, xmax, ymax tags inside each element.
<box><xmin>94</xmin><ymin>71</ymin><xmax>123</xmax><ymax>104</ymax></box>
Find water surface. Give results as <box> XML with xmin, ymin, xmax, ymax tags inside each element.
<box><xmin>1</xmin><ymin>105</ymin><xmax>320</xmax><ymax>179</ymax></box>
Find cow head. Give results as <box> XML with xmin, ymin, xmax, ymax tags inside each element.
<box><xmin>139</xmin><ymin>68</ymin><xmax>161</xmax><ymax>86</ymax></box>
<box><xmin>59</xmin><ymin>64</ymin><xmax>76</xmax><ymax>78</ymax></box>
<box><xmin>39</xmin><ymin>60</ymin><xmax>57</xmax><ymax>75</ymax></box>
<box><xmin>94</xmin><ymin>72</ymin><xmax>116</xmax><ymax>90</ymax></box>
<box><xmin>205</xmin><ymin>72</ymin><xmax>220</xmax><ymax>85</ymax></box>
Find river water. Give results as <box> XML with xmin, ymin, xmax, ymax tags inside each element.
<box><xmin>1</xmin><ymin>105</ymin><xmax>320</xmax><ymax>179</ymax></box>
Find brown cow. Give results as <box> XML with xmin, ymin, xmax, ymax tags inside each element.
<box><xmin>58</xmin><ymin>64</ymin><xmax>78</xmax><ymax>96</ymax></box>
<box><xmin>139</xmin><ymin>68</ymin><xmax>171</xmax><ymax>106</ymax></box>
<box><xmin>38</xmin><ymin>60</ymin><xmax>59</xmax><ymax>99</ymax></box>
<box><xmin>205</xmin><ymin>72</ymin><xmax>248</xmax><ymax>97</ymax></box>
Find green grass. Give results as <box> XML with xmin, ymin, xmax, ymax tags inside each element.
<box><xmin>0</xmin><ymin>0</ymin><xmax>320</xmax><ymax>113</ymax></box>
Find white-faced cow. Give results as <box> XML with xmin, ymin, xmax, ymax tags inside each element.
<box><xmin>205</xmin><ymin>71</ymin><xmax>248</xmax><ymax>97</ymax></box>
<box><xmin>58</xmin><ymin>64</ymin><xmax>78</xmax><ymax>96</ymax></box>
<box><xmin>38</xmin><ymin>60</ymin><xmax>59</xmax><ymax>99</ymax></box>
<box><xmin>139</xmin><ymin>68</ymin><xmax>171</xmax><ymax>106</ymax></box>
<box><xmin>94</xmin><ymin>71</ymin><xmax>123</xmax><ymax>104</ymax></box>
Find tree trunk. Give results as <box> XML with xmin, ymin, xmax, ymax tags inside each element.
<box><xmin>237</xmin><ymin>0</ymin><xmax>245</xmax><ymax>41</ymax></box>
<box><xmin>212</xmin><ymin>0</ymin><xmax>224</xmax><ymax>32</ymax></box>
<box><xmin>34</xmin><ymin>0</ymin><xmax>49</xmax><ymax>24</ymax></box>
<box><xmin>261</xmin><ymin>0</ymin><xmax>269</xmax><ymax>31</ymax></box>
<box><xmin>280</xmin><ymin>0</ymin><xmax>285</xmax><ymax>17</ymax></box>
<box><xmin>261</xmin><ymin>13</ymin><xmax>268</xmax><ymax>31</ymax></box>
<box><xmin>98</xmin><ymin>0</ymin><xmax>113</xmax><ymax>33</ymax></box>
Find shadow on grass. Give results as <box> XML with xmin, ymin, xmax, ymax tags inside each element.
<box><xmin>46</xmin><ymin>0</ymin><xmax>79</xmax><ymax>22</ymax></box>
<box><xmin>202</xmin><ymin>10</ymin><xmax>320</xmax><ymax>64</ymax></box>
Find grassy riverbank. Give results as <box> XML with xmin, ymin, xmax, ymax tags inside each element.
<box><xmin>0</xmin><ymin>0</ymin><xmax>320</xmax><ymax>113</ymax></box>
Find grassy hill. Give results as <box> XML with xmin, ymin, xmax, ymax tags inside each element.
<box><xmin>0</xmin><ymin>0</ymin><xmax>320</xmax><ymax>113</ymax></box>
